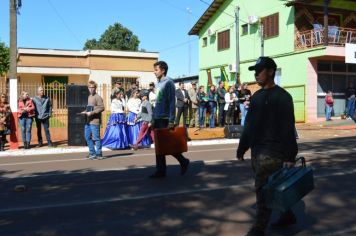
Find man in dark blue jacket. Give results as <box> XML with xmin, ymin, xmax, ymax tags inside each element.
<box><xmin>33</xmin><ymin>86</ymin><xmax>53</xmax><ymax>147</ymax></box>
<box><xmin>150</xmin><ymin>61</ymin><xmax>190</xmax><ymax>178</ymax></box>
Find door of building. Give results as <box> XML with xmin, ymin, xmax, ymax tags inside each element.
<box><xmin>317</xmin><ymin>61</ymin><xmax>356</xmax><ymax>117</ymax></box>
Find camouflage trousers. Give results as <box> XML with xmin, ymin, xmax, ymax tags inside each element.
<box><xmin>251</xmin><ymin>150</ymin><xmax>283</xmax><ymax>230</ymax></box>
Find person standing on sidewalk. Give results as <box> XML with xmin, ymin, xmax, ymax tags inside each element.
<box><xmin>325</xmin><ymin>90</ymin><xmax>334</xmax><ymax>121</ymax></box>
<box><xmin>150</xmin><ymin>61</ymin><xmax>190</xmax><ymax>178</ymax></box>
<box><xmin>18</xmin><ymin>91</ymin><xmax>35</xmax><ymax>149</ymax></box>
<box><xmin>188</xmin><ymin>82</ymin><xmax>198</xmax><ymax>128</ymax></box>
<box><xmin>345</xmin><ymin>81</ymin><xmax>355</xmax><ymax>120</ymax></box>
<box><xmin>236</xmin><ymin>57</ymin><xmax>298</xmax><ymax>236</ymax></box>
<box><xmin>148</xmin><ymin>82</ymin><xmax>157</xmax><ymax>109</ymax></box>
<box><xmin>111</xmin><ymin>81</ymin><xmax>125</xmax><ymax>101</ymax></box>
<box><xmin>237</xmin><ymin>83</ymin><xmax>252</xmax><ymax>126</ymax></box>
<box><xmin>33</xmin><ymin>87</ymin><xmax>53</xmax><ymax>147</ymax></box>
<box><xmin>217</xmin><ymin>81</ymin><xmax>226</xmax><ymax>127</ymax></box>
<box><xmin>175</xmin><ymin>82</ymin><xmax>190</xmax><ymax>127</ymax></box>
<box><xmin>81</xmin><ymin>80</ymin><xmax>105</xmax><ymax>160</ymax></box>
<box><xmin>207</xmin><ymin>85</ymin><xmax>218</xmax><ymax>128</ymax></box>
<box><xmin>0</xmin><ymin>93</ymin><xmax>11</xmax><ymax>151</ymax></box>
<box><xmin>197</xmin><ymin>85</ymin><xmax>208</xmax><ymax>128</ymax></box>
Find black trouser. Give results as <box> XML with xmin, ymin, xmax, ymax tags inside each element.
<box><xmin>35</xmin><ymin>118</ymin><xmax>52</xmax><ymax>144</ymax></box>
<box><xmin>226</xmin><ymin>105</ymin><xmax>235</xmax><ymax>125</ymax></box>
<box><xmin>0</xmin><ymin>132</ymin><xmax>5</xmax><ymax>149</ymax></box>
<box><xmin>154</xmin><ymin>118</ymin><xmax>188</xmax><ymax>174</ymax></box>
<box><xmin>218</xmin><ymin>102</ymin><xmax>226</xmax><ymax>126</ymax></box>
<box><xmin>175</xmin><ymin>106</ymin><xmax>188</xmax><ymax>127</ymax></box>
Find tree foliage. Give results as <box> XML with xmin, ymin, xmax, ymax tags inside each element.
<box><xmin>0</xmin><ymin>41</ymin><xmax>10</xmax><ymax>76</ymax></box>
<box><xmin>84</xmin><ymin>23</ymin><xmax>140</xmax><ymax>51</ymax></box>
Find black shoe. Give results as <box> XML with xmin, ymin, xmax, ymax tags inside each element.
<box><xmin>149</xmin><ymin>172</ymin><xmax>166</xmax><ymax>179</ymax></box>
<box><xmin>48</xmin><ymin>142</ymin><xmax>53</xmax><ymax>147</ymax></box>
<box><xmin>237</xmin><ymin>156</ymin><xmax>245</xmax><ymax>161</ymax></box>
<box><xmin>181</xmin><ymin>159</ymin><xmax>190</xmax><ymax>175</ymax></box>
<box><xmin>187</xmin><ymin>137</ymin><xmax>192</xmax><ymax>141</ymax></box>
<box><xmin>37</xmin><ymin>142</ymin><xmax>43</xmax><ymax>147</ymax></box>
<box><xmin>246</xmin><ymin>227</ymin><xmax>265</xmax><ymax>236</ymax></box>
<box><xmin>270</xmin><ymin>211</ymin><xmax>297</xmax><ymax>229</ymax></box>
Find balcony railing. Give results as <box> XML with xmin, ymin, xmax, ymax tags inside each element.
<box><xmin>295</xmin><ymin>27</ymin><xmax>356</xmax><ymax>50</ymax></box>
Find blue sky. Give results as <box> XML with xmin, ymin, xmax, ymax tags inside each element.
<box><xmin>0</xmin><ymin>0</ymin><xmax>212</xmax><ymax>77</ymax></box>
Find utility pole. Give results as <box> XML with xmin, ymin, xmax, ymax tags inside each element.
<box><xmin>9</xmin><ymin>0</ymin><xmax>20</xmax><ymax>149</ymax></box>
<box><xmin>235</xmin><ymin>5</ymin><xmax>240</xmax><ymax>84</ymax></box>
<box><xmin>187</xmin><ymin>7</ymin><xmax>192</xmax><ymax>76</ymax></box>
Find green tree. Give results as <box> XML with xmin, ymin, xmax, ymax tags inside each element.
<box><xmin>84</xmin><ymin>23</ymin><xmax>140</xmax><ymax>51</ymax></box>
<box><xmin>0</xmin><ymin>41</ymin><xmax>10</xmax><ymax>76</ymax></box>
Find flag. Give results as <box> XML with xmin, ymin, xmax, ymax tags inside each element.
<box><xmin>207</xmin><ymin>69</ymin><xmax>212</xmax><ymax>87</ymax></box>
<box><xmin>220</xmin><ymin>66</ymin><xmax>229</xmax><ymax>90</ymax></box>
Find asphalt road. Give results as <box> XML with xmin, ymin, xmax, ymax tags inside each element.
<box><xmin>0</xmin><ymin>135</ymin><xmax>356</xmax><ymax>236</ymax></box>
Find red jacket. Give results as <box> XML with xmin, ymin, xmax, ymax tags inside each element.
<box><xmin>18</xmin><ymin>98</ymin><xmax>35</xmax><ymax>118</ymax></box>
<box><xmin>325</xmin><ymin>95</ymin><xmax>334</xmax><ymax>106</ymax></box>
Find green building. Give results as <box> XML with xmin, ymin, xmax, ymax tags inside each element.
<box><xmin>189</xmin><ymin>0</ymin><xmax>356</xmax><ymax>122</ymax></box>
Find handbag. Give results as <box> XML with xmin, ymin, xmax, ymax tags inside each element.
<box><xmin>154</xmin><ymin>127</ymin><xmax>188</xmax><ymax>155</ymax></box>
<box><xmin>262</xmin><ymin>157</ymin><xmax>314</xmax><ymax>212</ymax></box>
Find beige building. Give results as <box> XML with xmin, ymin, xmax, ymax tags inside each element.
<box><xmin>16</xmin><ymin>48</ymin><xmax>159</xmax><ymax>88</ymax></box>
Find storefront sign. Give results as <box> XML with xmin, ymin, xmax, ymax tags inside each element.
<box><xmin>346</xmin><ymin>43</ymin><xmax>356</xmax><ymax>64</ymax></box>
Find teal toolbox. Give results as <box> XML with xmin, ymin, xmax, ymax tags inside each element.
<box><xmin>262</xmin><ymin>157</ymin><xmax>314</xmax><ymax>212</ymax></box>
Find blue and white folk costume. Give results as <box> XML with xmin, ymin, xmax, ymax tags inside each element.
<box><xmin>102</xmin><ymin>98</ymin><xmax>129</xmax><ymax>149</ymax></box>
<box><xmin>126</xmin><ymin>97</ymin><xmax>142</xmax><ymax>146</ymax></box>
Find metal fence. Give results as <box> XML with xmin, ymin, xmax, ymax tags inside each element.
<box><xmin>1</xmin><ymin>83</ymin><xmax>118</xmax><ymax>129</ymax></box>
<box><xmin>1</xmin><ymin>82</ymin><xmax>306</xmax><ymax>134</ymax></box>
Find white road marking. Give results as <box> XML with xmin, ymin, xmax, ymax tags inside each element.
<box><xmin>0</xmin><ymin>183</ymin><xmax>252</xmax><ymax>214</ymax></box>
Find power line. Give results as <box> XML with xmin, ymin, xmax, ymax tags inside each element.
<box><xmin>198</xmin><ymin>0</ymin><xmax>234</xmax><ymax>18</ymax></box>
<box><xmin>159</xmin><ymin>20</ymin><xmax>235</xmax><ymax>53</ymax></box>
<box><xmin>158</xmin><ymin>0</ymin><xmax>196</xmax><ymax>16</ymax></box>
<box><xmin>47</xmin><ymin>0</ymin><xmax>82</xmax><ymax>46</ymax></box>
<box><xmin>198</xmin><ymin>0</ymin><xmax>249</xmax><ymax>24</ymax></box>
<box><xmin>159</xmin><ymin>38</ymin><xmax>198</xmax><ymax>52</ymax></box>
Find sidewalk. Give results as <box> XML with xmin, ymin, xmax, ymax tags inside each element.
<box><xmin>0</xmin><ymin>138</ymin><xmax>239</xmax><ymax>157</ymax></box>
<box><xmin>1</xmin><ymin>119</ymin><xmax>354</xmax><ymax>157</ymax></box>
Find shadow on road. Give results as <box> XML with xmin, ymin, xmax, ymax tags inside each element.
<box><xmin>0</xmin><ymin>135</ymin><xmax>355</xmax><ymax>235</ymax></box>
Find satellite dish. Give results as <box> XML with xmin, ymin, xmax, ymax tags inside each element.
<box><xmin>248</xmin><ymin>15</ymin><xmax>259</xmax><ymax>25</ymax></box>
<box><xmin>207</xmin><ymin>28</ymin><xmax>215</xmax><ymax>36</ymax></box>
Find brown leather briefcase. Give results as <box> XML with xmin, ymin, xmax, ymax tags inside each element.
<box><xmin>154</xmin><ymin>127</ymin><xmax>188</xmax><ymax>155</ymax></box>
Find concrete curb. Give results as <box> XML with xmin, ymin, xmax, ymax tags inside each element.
<box><xmin>0</xmin><ymin>139</ymin><xmax>239</xmax><ymax>157</ymax></box>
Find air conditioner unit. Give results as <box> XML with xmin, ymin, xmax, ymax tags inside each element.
<box><xmin>248</xmin><ymin>15</ymin><xmax>259</xmax><ymax>25</ymax></box>
<box><xmin>207</xmin><ymin>28</ymin><xmax>215</xmax><ymax>36</ymax></box>
<box><xmin>229</xmin><ymin>63</ymin><xmax>236</xmax><ymax>73</ymax></box>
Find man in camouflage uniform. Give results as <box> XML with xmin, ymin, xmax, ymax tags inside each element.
<box><xmin>236</xmin><ymin>57</ymin><xmax>298</xmax><ymax>236</ymax></box>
